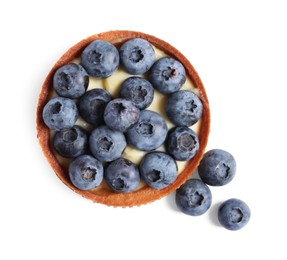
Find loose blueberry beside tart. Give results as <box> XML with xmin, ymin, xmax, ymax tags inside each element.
<box><xmin>36</xmin><ymin>30</ymin><xmax>210</xmax><ymax>207</ymax></box>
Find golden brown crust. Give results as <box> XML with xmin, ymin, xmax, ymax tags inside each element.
<box><xmin>36</xmin><ymin>30</ymin><xmax>210</xmax><ymax>207</ymax></box>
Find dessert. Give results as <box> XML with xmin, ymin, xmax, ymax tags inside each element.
<box><xmin>36</xmin><ymin>30</ymin><xmax>210</xmax><ymax>207</ymax></box>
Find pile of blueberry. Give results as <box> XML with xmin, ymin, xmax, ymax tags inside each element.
<box><xmin>42</xmin><ymin>37</ymin><xmax>250</xmax><ymax>230</ymax></box>
<box><xmin>42</xmin><ymin>38</ymin><xmax>203</xmax><ymax>193</ymax></box>
<box><xmin>176</xmin><ymin>149</ymin><xmax>251</xmax><ymax>230</ymax></box>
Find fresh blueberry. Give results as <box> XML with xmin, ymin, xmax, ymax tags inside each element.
<box><xmin>42</xmin><ymin>96</ymin><xmax>78</xmax><ymax>131</ymax></box>
<box><xmin>81</xmin><ymin>40</ymin><xmax>119</xmax><ymax>78</ymax></box>
<box><xmin>78</xmin><ymin>88</ymin><xmax>112</xmax><ymax>126</ymax></box>
<box><xmin>126</xmin><ymin>110</ymin><xmax>168</xmax><ymax>151</ymax></box>
<box><xmin>166</xmin><ymin>90</ymin><xmax>203</xmax><ymax>126</ymax></box>
<box><xmin>53</xmin><ymin>63</ymin><xmax>89</xmax><ymax>98</ymax></box>
<box><xmin>119</xmin><ymin>76</ymin><xmax>154</xmax><ymax>110</ymax></box>
<box><xmin>166</xmin><ymin>126</ymin><xmax>199</xmax><ymax>161</ymax></box>
<box><xmin>175</xmin><ymin>179</ymin><xmax>212</xmax><ymax>216</ymax></box>
<box><xmin>105</xmin><ymin>158</ymin><xmax>140</xmax><ymax>193</ymax></box>
<box><xmin>218</xmin><ymin>198</ymin><xmax>251</xmax><ymax>230</ymax></box>
<box><xmin>149</xmin><ymin>57</ymin><xmax>186</xmax><ymax>94</ymax></box>
<box><xmin>69</xmin><ymin>155</ymin><xmax>103</xmax><ymax>190</ymax></box>
<box><xmin>53</xmin><ymin>126</ymin><xmax>88</xmax><ymax>158</ymax></box>
<box><xmin>89</xmin><ymin>125</ymin><xmax>126</xmax><ymax>162</ymax></box>
<box><xmin>198</xmin><ymin>149</ymin><xmax>236</xmax><ymax>186</ymax></box>
<box><xmin>139</xmin><ymin>152</ymin><xmax>177</xmax><ymax>190</ymax></box>
<box><xmin>104</xmin><ymin>98</ymin><xmax>140</xmax><ymax>132</ymax></box>
<box><xmin>119</xmin><ymin>38</ymin><xmax>156</xmax><ymax>75</ymax></box>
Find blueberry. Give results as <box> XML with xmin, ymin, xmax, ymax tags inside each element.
<box><xmin>119</xmin><ymin>76</ymin><xmax>154</xmax><ymax>110</ymax></box>
<box><xmin>119</xmin><ymin>38</ymin><xmax>156</xmax><ymax>75</ymax></box>
<box><xmin>53</xmin><ymin>63</ymin><xmax>89</xmax><ymax>98</ymax></box>
<box><xmin>69</xmin><ymin>155</ymin><xmax>103</xmax><ymax>190</ymax></box>
<box><xmin>149</xmin><ymin>57</ymin><xmax>186</xmax><ymax>94</ymax></box>
<box><xmin>126</xmin><ymin>110</ymin><xmax>168</xmax><ymax>151</ymax></box>
<box><xmin>166</xmin><ymin>126</ymin><xmax>199</xmax><ymax>161</ymax></box>
<box><xmin>104</xmin><ymin>98</ymin><xmax>140</xmax><ymax>132</ymax></box>
<box><xmin>105</xmin><ymin>158</ymin><xmax>140</xmax><ymax>193</ymax></box>
<box><xmin>166</xmin><ymin>90</ymin><xmax>203</xmax><ymax>126</ymax></box>
<box><xmin>198</xmin><ymin>149</ymin><xmax>236</xmax><ymax>186</ymax></box>
<box><xmin>218</xmin><ymin>198</ymin><xmax>251</xmax><ymax>230</ymax></box>
<box><xmin>42</xmin><ymin>96</ymin><xmax>78</xmax><ymax>131</ymax></box>
<box><xmin>53</xmin><ymin>126</ymin><xmax>88</xmax><ymax>158</ymax></box>
<box><xmin>89</xmin><ymin>125</ymin><xmax>126</xmax><ymax>162</ymax></box>
<box><xmin>139</xmin><ymin>152</ymin><xmax>177</xmax><ymax>190</ymax></box>
<box><xmin>175</xmin><ymin>179</ymin><xmax>212</xmax><ymax>216</ymax></box>
<box><xmin>78</xmin><ymin>88</ymin><xmax>112</xmax><ymax>126</ymax></box>
<box><xmin>81</xmin><ymin>40</ymin><xmax>119</xmax><ymax>78</ymax></box>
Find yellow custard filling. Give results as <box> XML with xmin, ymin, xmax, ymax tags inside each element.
<box><xmin>50</xmin><ymin>46</ymin><xmax>201</xmax><ymax>178</ymax></box>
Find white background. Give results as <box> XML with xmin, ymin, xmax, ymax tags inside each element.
<box><xmin>1</xmin><ymin>0</ymin><xmax>286</xmax><ymax>259</ymax></box>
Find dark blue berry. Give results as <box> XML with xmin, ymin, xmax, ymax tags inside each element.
<box><xmin>42</xmin><ymin>96</ymin><xmax>78</xmax><ymax>131</ymax></box>
<box><xmin>69</xmin><ymin>155</ymin><xmax>103</xmax><ymax>190</ymax></box>
<box><xmin>105</xmin><ymin>158</ymin><xmax>140</xmax><ymax>193</ymax></box>
<box><xmin>176</xmin><ymin>179</ymin><xmax>212</xmax><ymax>216</ymax></box>
<box><xmin>198</xmin><ymin>149</ymin><xmax>236</xmax><ymax>186</ymax></box>
<box><xmin>126</xmin><ymin>110</ymin><xmax>168</xmax><ymax>151</ymax></box>
<box><xmin>218</xmin><ymin>198</ymin><xmax>251</xmax><ymax>230</ymax></box>
<box><xmin>119</xmin><ymin>38</ymin><xmax>156</xmax><ymax>75</ymax></box>
<box><xmin>166</xmin><ymin>126</ymin><xmax>199</xmax><ymax>161</ymax></box>
<box><xmin>53</xmin><ymin>63</ymin><xmax>89</xmax><ymax>98</ymax></box>
<box><xmin>166</xmin><ymin>90</ymin><xmax>203</xmax><ymax>127</ymax></box>
<box><xmin>149</xmin><ymin>57</ymin><xmax>186</xmax><ymax>94</ymax></box>
<box><xmin>89</xmin><ymin>125</ymin><xmax>126</xmax><ymax>162</ymax></box>
<box><xmin>139</xmin><ymin>152</ymin><xmax>177</xmax><ymax>190</ymax></box>
<box><xmin>104</xmin><ymin>98</ymin><xmax>140</xmax><ymax>132</ymax></box>
<box><xmin>78</xmin><ymin>88</ymin><xmax>112</xmax><ymax>126</ymax></box>
<box><xmin>53</xmin><ymin>125</ymin><xmax>88</xmax><ymax>158</ymax></box>
<box><xmin>119</xmin><ymin>76</ymin><xmax>154</xmax><ymax>110</ymax></box>
<box><xmin>81</xmin><ymin>40</ymin><xmax>119</xmax><ymax>78</ymax></box>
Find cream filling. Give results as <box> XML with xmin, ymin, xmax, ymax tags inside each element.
<box><xmin>51</xmin><ymin>46</ymin><xmax>201</xmax><ymax>175</ymax></box>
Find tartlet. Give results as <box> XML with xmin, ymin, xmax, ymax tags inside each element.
<box><xmin>36</xmin><ymin>30</ymin><xmax>210</xmax><ymax>207</ymax></box>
